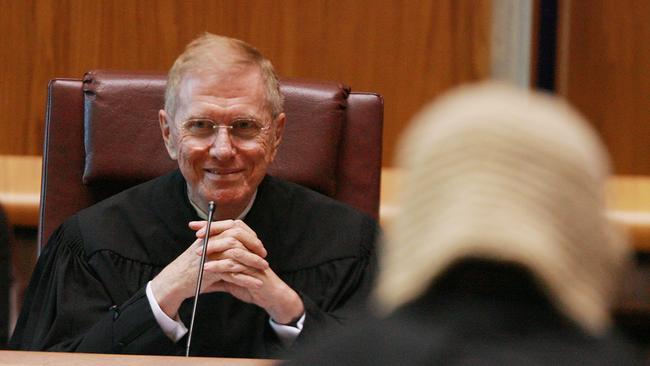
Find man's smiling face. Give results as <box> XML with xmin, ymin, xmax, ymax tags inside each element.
<box><xmin>160</xmin><ymin>65</ymin><xmax>284</xmax><ymax>217</ymax></box>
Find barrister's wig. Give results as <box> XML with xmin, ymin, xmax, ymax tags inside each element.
<box><xmin>376</xmin><ymin>82</ymin><xmax>631</xmax><ymax>334</ymax></box>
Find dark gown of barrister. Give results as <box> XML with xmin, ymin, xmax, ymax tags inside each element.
<box><xmin>9</xmin><ymin>170</ymin><xmax>378</xmax><ymax>358</ymax></box>
<box><xmin>285</xmin><ymin>261</ymin><xmax>641</xmax><ymax>366</ymax></box>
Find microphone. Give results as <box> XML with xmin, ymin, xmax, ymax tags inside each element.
<box><xmin>185</xmin><ymin>201</ymin><xmax>215</xmax><ymax>357</ymax></box>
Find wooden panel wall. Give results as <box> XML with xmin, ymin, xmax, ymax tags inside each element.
<box><xmin>557</xmin><ymin>0</ymin><xmax>650</xmax><ymax>174</ymax></box>
<box><xmin>0</xmin><ymin>0</ymin><xmax>491</xmax><ymax>165</ymax></box>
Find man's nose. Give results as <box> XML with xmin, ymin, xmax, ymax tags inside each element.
<box><xmin>209</xmin><ymin>127</ymin><xmax>236</xmax><ymax>160</ymax></box>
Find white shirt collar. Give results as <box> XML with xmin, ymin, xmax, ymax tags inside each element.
<box><xmin>188</xmin><ymin>190</ymin><xmax>257</xmax><ymax>221</ymax></box>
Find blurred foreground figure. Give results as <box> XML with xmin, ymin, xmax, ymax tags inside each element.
<box><xmin>286</xmin><ymin>83</ymin><xmax>640</xmax><ymax>365</ymax></box>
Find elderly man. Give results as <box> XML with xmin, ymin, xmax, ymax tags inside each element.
<box><xmin>10</xmin><ymin>33</ymin><xmax>378</xmax><ymax>358</ymax></box>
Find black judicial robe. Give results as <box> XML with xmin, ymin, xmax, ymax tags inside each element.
<box><xmin>10</xmin><ymin>170</ymin><xmax>378</xmax><ymax>357</ymax></box>
<box><xmin>286</xmin><ymin>261</ymin><xmax>641</xmax><ymax>365</ymax></box>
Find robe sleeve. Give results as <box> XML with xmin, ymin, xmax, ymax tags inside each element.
<box><xmin>288</xmin><ymin>223</ymin><xmax>379</xmax><ymax>351</ymax></box>
<box><xmin>9</xmin><ymin>218</ymin><xmax>181</xmax><ymax>355</ymax></box>
<box><xmin>300</xmin><ymin>255</ymin><xmax>376</xmax><ymax>337</ymax></box>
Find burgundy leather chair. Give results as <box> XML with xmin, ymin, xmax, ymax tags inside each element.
<box><xmin>38</xmin><ymin>70</ymin><xmax>383</xmax><ymax>249</ymax></box>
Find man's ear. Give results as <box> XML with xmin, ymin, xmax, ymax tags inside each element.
<box><xmin>159</xmin><ymin>109</ymin><xmax>178</xmax><ymax>160</ymax></box>
<box><xmin>269</xmin><ymin>112</ymin><xmax>286</xmax><ymax>162</ymax></box>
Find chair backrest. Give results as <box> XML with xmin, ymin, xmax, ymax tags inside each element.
<box><xmin>39</xmin><ymin>70</ymin><xmax>383</xmax><ymax>249</ymax></box>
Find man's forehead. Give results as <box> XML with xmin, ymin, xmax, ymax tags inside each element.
<box><xmin>174</xmin><ymin>68</ymin><xmax>268</xmax><ymax>117</ymax></box>
<box><xmin>178</xmin><ymin>68</ymin><xmax>264</xmax><ymax>98</ymax></box>
<box><xmin>181</xmin><ymin>64</ymin><xmax>262</xmax><ymax>89</ymax></box>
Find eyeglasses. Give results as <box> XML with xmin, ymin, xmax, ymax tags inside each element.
<box><xmin>181</xmin><ymin>118</ymin><xmax>270</xmax><ymax>146</ymax></box>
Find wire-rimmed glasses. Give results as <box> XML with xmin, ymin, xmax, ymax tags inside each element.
<box><xmin>181</xmin><ymin>118</ymin><xmax>270</xmax><ymax>147</ymax></box>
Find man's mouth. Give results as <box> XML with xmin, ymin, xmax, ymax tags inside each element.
<box><xmin>204</xmin><ymin>168</ymin><xmax>242</xmax><ymax>175</ymax></box>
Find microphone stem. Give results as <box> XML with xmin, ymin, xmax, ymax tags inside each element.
<box><xmin>185</xmin><ymin>201</ymin><xmax>215</xmax><ymax>357</ymax></box>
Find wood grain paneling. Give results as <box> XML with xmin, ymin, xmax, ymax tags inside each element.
<box><xmin>557</xmin><ymin>0</ymin><xmax>650</xmax><ymax>174</ymax></box>
<box><xmin>0</xmin><ymin>155</ymin><xmax>41</xmax><ymax>226</ymax></box>
<box><xmin>0</xmin><ymin>0</ymin><xmax>492</xmax><ymax>165</ymax></box>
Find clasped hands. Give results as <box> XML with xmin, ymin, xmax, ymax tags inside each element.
<box><xmin>150</xmin><ymin>219</ymin><xmax>304</xmax><ymax>325</ymax></box>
